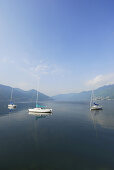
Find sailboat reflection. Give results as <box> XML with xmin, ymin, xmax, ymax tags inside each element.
<box><xmin>8</xmin><ymin>107</ymin><xmax>16</xmax><ymax>112</ymax></box>
<box><xmin>28</xmin><ymin>112</ymin><xmax>53</xmax><ymax>119</ymax></box>
<box><xmin>90</xmin><ymin>110</ymin><xmax>101</xmax><ymax>137</ymax></box>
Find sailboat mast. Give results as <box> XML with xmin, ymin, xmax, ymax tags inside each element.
<box><xmin>90</xmin><ymin>90</ymin><xmax>93</xmax><ymax>108</ymax></box>
<box><xmin>36</xmin><ymin>78</ymin><xmax>40</xmax><ymax>107</ymax></box>
<box><xmin>36</xmin><ymin>88</ymin><xmax>38</xmax><ymax>106</ymax></box>
<box><xmin>10</xmin><ymin>88</ymin><xmax>13</xmax><ymax>102</ymax></box>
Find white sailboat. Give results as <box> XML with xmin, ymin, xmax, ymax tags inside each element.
<box><xmin>8</xmin><ymin>88</ymin><xmax>16</xmax><ymax>109</ymax></box>
<box><xmin>28</xmin><ymin>106</ymin><xmax>52</xmax><ymax>113</ymax></box>
<box><xmin>28</xmin><ymin>81</ymin><xmax>52</xmax><ymax>113</ymax></box>
<box><xmin>90</xmin><ymin>90</ymin><xmax>102</xmax><ymax>110</ymax></box>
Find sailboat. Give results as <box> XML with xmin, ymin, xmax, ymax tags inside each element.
<box><xmin>28</xmin><ymin>82</ymin><xmax>52</xmax><ymax>113</ymax></box>
<box><xmin>8</xmin><ymin>88</ymin><xmax>16</xmax><ymax>109</ymax></box>
<box><xmin>90</xmin><ymin>90</ymin><xmax>102</xmax><ymax>110</ymax></box>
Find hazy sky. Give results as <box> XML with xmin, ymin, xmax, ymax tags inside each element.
<box><xmin>0</xmin><ymin>0</ymin><xmax>114</xmax><ymax>96</ymax></box>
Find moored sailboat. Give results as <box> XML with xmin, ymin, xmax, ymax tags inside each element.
<box><xmin>28</xmin><ymin>81</ymin><xmax>52</xmax><ymax>113</ymax></box>
<box><xmin>90</xmin><ymin>90</ymin><xmax>102</xmax><ymax>110</ymax></box>
<box><xmin>8</xmin><ymin>88</ymin><xmax>16</xmax><ymax>109</ymax></box>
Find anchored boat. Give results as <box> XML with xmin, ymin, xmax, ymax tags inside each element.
<box><xmin>28</xmin><ymin>105</ymin><xmax>52</xmax><ymax>113</ymax></box>
<box><xmin>28</xmin><ymin>80</ymin><xmax>52</xmax><ymax>113</ymax></box>
<box><xmin>90</xmin><ymin>90</ymin><xmax>102</xmax><ymax>110</ymax></box>
<box><xmin>8</xmin><ymin>88</ymin><xmax>16</xmax><ymax>109</ymax></box>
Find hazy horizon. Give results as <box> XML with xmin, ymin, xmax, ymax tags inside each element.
<box><xmin>1</xmin><ymin>82</ymin><xmax>114</xmax><ymax>98</ymax></box>
<box><xmin>0</xmin><ymin>0</ymin><xmax>114</xmax><ymax>95</ymax></box>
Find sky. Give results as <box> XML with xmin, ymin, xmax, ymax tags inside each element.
<box><xmin>0</xmin><ymin>0</ymin><xmax>114</xmax><ymax>96</ymax></box>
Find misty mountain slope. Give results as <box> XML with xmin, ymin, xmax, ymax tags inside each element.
<box><xmin>53</xmin><ymin>85</ymin><xmax>114</xmax><ymax>101</ymax></box>
<box><xmin>94</xmin><ymin>85</ymin><xmax>114</xmax><ymax>98</ymax></box>
<box><xmin>0</xmin><ymin>84</ymin><xmax>51</xmax><ymax>102</ymax></box>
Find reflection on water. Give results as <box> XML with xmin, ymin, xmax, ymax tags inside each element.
<box><xmin>90</xmin><ymin>103</ymin><xmax>114</xmax><ymax>130</ymax></box>
<box><xmin>8</xmin><ymin>107</ymin><xmax>16</xmax><ymax>112</ymax></box>
<box><xmin>29</xmin><ymin>111</ymin><xmax>53</xmax><ymax>120</ymax></box>
<box><xmin>0</xmin><ymin>101</ymin><xmax>114</xmax><ymax>170</ymax></box>
<box><xmin>90</xmin><ymin>110</ymin><xmax>102</xmax><ymax>138</ymax></box>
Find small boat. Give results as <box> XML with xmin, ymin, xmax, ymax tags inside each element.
<box><xmin>90</xmin><ymin>103</ymin><xmax>102</xmax><ymax>110</ymax></box>
<box><xmin>28</xmin><ymin>105</ymin><xmax>52</xmax><ymax>113</ymax></box>
<box><xmin>8</xmin><ymin>103</ymin><xmax>16</xmax><ymax>109</ymax></box>
<box><xmin>8</xmin><ymin>88</ymin><xmax>16</xmax><ymax>109</ymax></box>
<box><xmin>29</xmin><ymin>110</ymin><xmax>52</xmax><ymax>116</ymax></box>
<box><xmin>28</xmin><ymin>80</ymin><xmax>52</xmax><ymax>113</ymax></box>
<box><xmin>90</xmin><ymin>90</ymin><xmax>102</xmax><ymax>110</ymax></box>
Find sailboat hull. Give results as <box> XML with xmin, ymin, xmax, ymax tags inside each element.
<box><xmin>28</xmin><ymin>108</ymin><xmax>52</xmax><ymax>113</ymax></box>
<box><xmin>90</xmin><ymin>90</ymin><xmax>103</xmax><ymax>110</ymax></box>
<box><xmin>8</xmin><ymin>104</ymin><xmax>16</xmax><ymax>109</ymax></box>
<box><xmin>90</xmin><ymin>105</ymin><xmax>102</xmax><ymax>110</ymax></box>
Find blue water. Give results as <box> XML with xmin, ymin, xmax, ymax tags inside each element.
<box><xmin>0</xmin><ymin>100</ymin><xmax>114</xmax><ymax>170</ymax></box>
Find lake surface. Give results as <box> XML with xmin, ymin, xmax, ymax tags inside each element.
<box><xmin>0</xmin><ymin>100</ymin><xmax>114</xmax><ymax>170</ymax></box>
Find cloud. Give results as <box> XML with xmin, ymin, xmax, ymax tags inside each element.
<box><xmin>0</xmin><ymin>57</ymin><xmax>15</xmax><ymax>64</ymax></box>
<box><xmin>86</xmin><ymin>73</ymin><xmax>114</xmax><ymax>89</ymax></box>
<box><xmin>18</xmin><ymin>57</ymin><xmax>49</xmax><ymax>78</ymax></box>
<box><xmin>50</xmin><ymin>65</ymin><xmax>64</xmax><ymax>75</ymax></box>
<box><xmin>20</xmin><ymin>57</ymin><xmax>65</xmax><ymax>78</ymax></box>
<box><xmin>29</xmin><ymin>64</ymin><xmax>49</xmax><ymax>78</ymax></box>
<box><xmin>33</xmin><ymin>64</ymin><xmax>48</xmax><ymax>73</ymax></box>
<box><xmin>87</xmin><ymin>75</ymin><xmax>103</xmax><ymax>86</ymax></box>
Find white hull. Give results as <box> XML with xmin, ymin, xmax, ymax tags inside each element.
<box><xmin>28</xmin><ymin>107</ymin><xmax>52</xmax><ymax>113</ymax></box>
<box><xmin>8</xmin><ymin>104</ymin><xmax>16</xmax><ymax>109</ymax></box>
<box><xmin>90</xmin><ymin>105</ymin><xmax>102</xmax><ymax>110</ymax></box>
<box><xmin>28</xmin><ymin>112</ymin><xmax>52</xmax><ymax>117</ymax></box>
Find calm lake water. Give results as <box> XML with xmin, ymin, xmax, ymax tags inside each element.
<box><xmin>0</xmin><ymin>100</ymin><xmax>114</xmax><ymax>170</ymax></box>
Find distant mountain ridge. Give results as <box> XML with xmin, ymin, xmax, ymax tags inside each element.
<box><xmin>1</xmin><ymin>84</ymin><xmax>114</xmax><ymax>103</ymax></box>
<box><xmin>0</xmin><ymin>84</ymin><xmax>51</xmax><ymax>102</ymax></box>
<box><xmin>53</xmin><ymin>84</ymin><xmax>114</xmax><ymax>101</ymax></box>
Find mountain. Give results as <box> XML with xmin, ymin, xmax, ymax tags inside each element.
<box><xmin>53</xmin><ymin>84</ymin><xmax>114</xmax><ymax>101</ymax></box>
<box><xmin>0</xmin><ymin>84</ymin><xmax>51</xmax><ymax>102</ymax></box>
<box><xmin>1</xmin><ymin>84</ymin><xmax>114</xmax><ymax>103</ymax></box>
